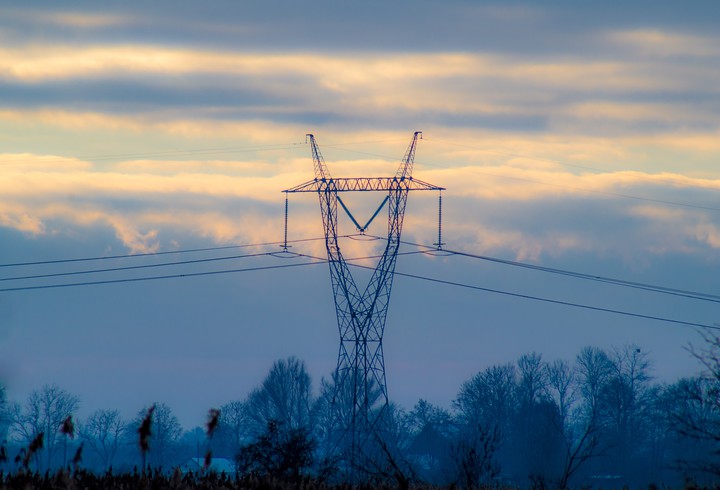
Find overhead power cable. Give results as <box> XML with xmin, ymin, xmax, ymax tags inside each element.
<box><xmin>0</xmin><ymin>236</ymin><xmax>335</xmax><ymax>269</ymax></box>
<box><xmin>0</xmin><ymin>250</ymin><xmax>428</xmax><ymax>292</ymax></box>
<box><xmin>365</xmin><ymin>235</ymin><xmax>720</xmax><ymax>304</ymax></box>
<box><xmin>0</xmin><ymin>251</ymin><xmax>272</xmax><ymax>283</ymax></box>
<box><xmin>1</xmin><ymin>242</ymin><xmax>715</xmax><ymax>331</ymax></box>
<box><xmin>446</xmin><ymin>248</ymin><xmax>720</xmax><ymax>303</ymax></box>
<box><xmin>0</xmin><ymin>247</ymin><xmax>425</xmax><ymax>284</ymax></box>
<box><xmin>340</xmin><ymin>259</ymin><xmax>720</xmax><ymax>331</ymax></box>
<box><xmin>3</xmin><ymin>232</ymin><xmax>717</xmax><ymax>306</ymax></box>
<box><xmin>1</xmin><ymin>137</ymin><xmax>408</xmax><ymax>167</ymax></box>
<box><xmin>0</xmin><ymin>256</ymin><xmax>328</xmax><ymax>293</ymax></box>
<box><xmin>360</xmin><ymin>235</ymin><xmax>720</xmax><ymax>303</ymax></box>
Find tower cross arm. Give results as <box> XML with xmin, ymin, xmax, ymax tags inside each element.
<box><xmin>283</xmin><ymin>176</ymin><xmax>444</xmax><ymax>193</ymax></box>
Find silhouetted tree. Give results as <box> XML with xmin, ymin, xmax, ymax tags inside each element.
<box><xmin>356</xmin><ymin>403</ymin><xmax>417</xmax><ymax>488</ymax></box>
<box><xmin>0</xmin><ymin>383</ymin><xmax>8</xmax><ymax>443</ymax></box>
<box><xmin>601</xmin><ymin>345</ymin><xmax>653</xmax><ymax>481</ymax></box>
<box><xmin>80</xmin><ymin>409</ymin><xmax>124</xmax><ymax>470</ymax></box>
<box><xmin>311</xmin><ymin>367</ymin><xmax>384</xmax><ymax>471</ymax></box>
<box><xmin>236</xmin><ymin>419</ymin><xmax>315</xmax><ymax>482</ymax></box>
<box><xmin>663</xmin><ymin>330</ymin><xmax>720</xmax><ymax>477</ymax></box>
<box><xmin>517</xmin><ymin>352</ymin><xmax>548</xmax><ymax>406</ymax></box>
<box><xmin>553</xmin><ymin>347</ymin><xmax>613</xmax><ymax>489</ymax></box>
<box><xmin>454</xmin><ymin>363</ymin><xmax>517</xmax><ymax>436</ymax></box>
<box><xmin>216</xmin><ymin>400</ymin><xmax>250</xmax><ymax>459</ymax></box>
<box><xmin>510</xmin><ymin>353</ymin><xmax>564</xmax><ymax>484</ymax></box>
<box><xmin>576</xmin><ymin>346</ymin><xmax>614</xmax><ymax>419</ymax></box>
<box><xmin>454</xmin><ymin>363</ymin><xmax>516</xmax><ymax>484</ymax></box>
<box><xmin>245</xmin><ymin>357</ymin><xmax>313</xmax><ymax>437</ymax></box>
<box><xmin>643</xmin><ymin>383</ymin><xmax>673</xmax><ymax>482</ymax></box>
<box><xmin>451</xmin><ymin>423</ymin><xmax>502</xmax><ymax>488</ymax></box>
<box><xmin>130</xmin><ymin>402</ymin><xmax>181</xmax><ymax>470</ymax></box>
<box><xmin>405</xmin><ymin>399</ymin><xmax>453</xmax><ymax>483</ymax></box>
<box><xmin>546</xmin><ymin>359</ymin><xmax>576</xmax><ymax>426</ymax></box>
<box><xmin>10</xmin><ymin>384</ymin><xmax>79</xmax><ymax>470</ymax></box>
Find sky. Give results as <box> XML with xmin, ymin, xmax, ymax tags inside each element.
<box><xmin>0</xmin><ymin>0</ymin><xmax>719</xmax><ymax>429</ymax></box>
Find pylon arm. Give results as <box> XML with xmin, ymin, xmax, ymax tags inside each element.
<box><xmin>284</xmin><ymin>177</ymin><xmax>444</xmax><ymax>193</ymax></box>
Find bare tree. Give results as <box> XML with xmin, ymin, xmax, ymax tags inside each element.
<box><xmin>602</xmin><ymin>345</ymin><xmax>652</xmax><ymax>477</ymax></box>
<box><xmin>512</xmin><ymin>353</ymin><xmax>564</xmax><ymax>484</ymax></box>
<box><xmin>404</xmin><ymin>399</ymin><xmax>453</xmax><ymax>483</ymax></box>
<box><xmin>245</xmin><ymin>357</ymin><xmax>313</xmax><ymax>436</ymax></box>
<box><xmin>553</xmin><ymin>347</ymin><xmax>613</xmax><ymax>489</ymax></box>
<box><xmin>236</xmin><ymin>419</ymin><xmax>316</xmax><ymax>483</ymax></box>
<box><xmin>454</xmin><ymin>363</ymin><xmax>517</xmax><ymax>435</ymax></box>
<box><xmin>453</xmin><ymin>363</ymin><xmax>516</xmax><ymax>485</ymax></box>
<box><xmin>663</xmin><ymin>330</ymin><xmax>720</xmax><ymax>476</ymax></box>
<box><xmin>131</xmin><ymin>402</ymin><xmax>182</xmax><ymax>469</ymax></box>
<box><xmin>311</xmin><ymin>368</ymin><xmax>387</xmax><ymax>480</ymax></box>
<box><xmin>10</xmin><ymin>384</ymin><xmax>79</xmax><ymax>470</ymax></box>
<box><xmin>557</xmin><ymin>414</ymin><xmax>603</xmax><ymax>490</ymax></box>
<box><xmin>216</xmin><ymin>400</ymin><xmax>251</xmax><ymax>458</ymax></box>
<box><xmin>312</xmin><ymin>374</ymin><xmax>346</xmax><ymax>461</ymax></box>
<box><xmin>547</xmin><ymin>359</ymin><xmax>576</xmax><ymax>426</ymax></box>
<box><xmin>517</xmin><ymin>352</ymin><xmax>548</xmax><ymax>406</ymax></box>
<box><xmin>0</xmin><ymin>383</ymin><xmax>8</xmax><ymax>443</ymax></box>
<box><xmin>451</xmin><ymin>423</ymin><xmax>502</xmax><ymax>488</ymax></box>
<box><xmin>689</xmin><ymin>329</ymin><xmax>720</xmax><ymax>384</ymax></box>
<box><xmin>406</xmin><ymin>399</ymin><xmax>452</xmax><ymax>436</ymax></box>
<box><xmin>575</xmin><ymin>346</ymin><xmax>613</xmax><ymax>419</ymax></box>
<box><xmin>80</xmin><ymin>409</ymin><xmax>124</xmax><ymax>469</ymax></box>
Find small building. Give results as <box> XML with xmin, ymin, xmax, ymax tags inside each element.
<box><xmin>181</xmin><ymin>457</ymin><xmax>236</xmax><ymax>475</ymax></box>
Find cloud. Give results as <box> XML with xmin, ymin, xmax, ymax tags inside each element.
<box><xmin>1</xmin><ymin>43</ymin><xmax>718</xmax><ymax>138</ymax></box>
<box><xmin>2</xmin><ymin>2</ymin><xmax>720</xmax><ymax>427</ymax></box>
<box><xmin>0</xmin><ymin>206</ymin><xmax>46</xmax><ymax>235</ymax></box>
<box><xmin>2</xmin><ymin>146</ymin><xmax>718</xmax><ymax>260</ymax></box>
<box><xmin>2</xmin><ymin>8</ymin><xmax>134</xmax><ymax>29</ymax></box>
<box><xmin>0</xmin><ymin>153</ymin><xmax>92</xmax><ymax>171</ymax></box>
<box><xmin>695</xmin><ymin>221</ymin><xmax>720</xmax><ymax>249</ymax></box>
<box><xmin>607</xmin><ymin>29</ymin><xmax>720</xmax><ymax>58</ymax></box>
<box><xmin>0</xmin><ymin>7</ymin><xmax>718</xmax><ymax>260</ymax></box>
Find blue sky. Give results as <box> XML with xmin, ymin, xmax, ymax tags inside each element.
<box><xmin>0</xmin><ymin>0</ymin><xmax>719</xmax><ymax>427</ymax></box>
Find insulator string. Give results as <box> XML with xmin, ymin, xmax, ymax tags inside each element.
<box><xmin>434</xmin><ymin>191</ymin><xmax>445</xmax><ymax>250</ymax></box>
<box><xmin>282</xmin><ymin>192</ymin><xmax>290</xmax><ymax>252</ymax></box>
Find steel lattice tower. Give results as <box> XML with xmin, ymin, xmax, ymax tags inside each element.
<box><xmin>284</xmin><ymin>132</ymin><xmax>443</xmax><ymax>468</ymax></box>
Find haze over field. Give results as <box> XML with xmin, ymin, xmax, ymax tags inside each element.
<box><xmin>0</xmin><ymin>1</ymin><xmax>718</xmax><ymax>428</ymax></box>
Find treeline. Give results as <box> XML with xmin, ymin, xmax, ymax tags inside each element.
<box><xmin>1</xmin><ymin>339</ymin><xmax>720</xmax><ymax>488</ymax></box>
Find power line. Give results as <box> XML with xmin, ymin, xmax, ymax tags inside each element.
<box><xmin>393</xmin><ymin>237</ymin><xmax>720</xmax><ymax>304</ymax></box>
<box><xmin>3</xmin><ymin>231</ymin><xmax>717</xmax><ymax>307</ymax></box>
<box><xmin>0</xmin><ymin>247</ymin><xmax>425</xmax><ymax>284</ymax></box>
<box><xmin>342</xmin><ymin>260</ymin><xmax>720</xmax><ymax>331</ymax></box>
<box><xmin>0</xmin><ymin>256</ymin><xmax>327</xmax><ymax>292</ymax></box>
<box><xmin>1</xmin><ymin>241</ymin><xmax>714</xmax><ymax>331</ymax></box>
<box><xmin>0</xmin><ymin>251</ymin><xmax>272</xmax><ymax>283</ymax></box>
<box><xmin>0</xmin><ymin>137</ymin><xmax>407</xmax><ymax>167</ymax></box>
<box><xmin>445</xmin><ymin>248</ymin><xmax>720</xmax><ymax>303</ymax></box>
<box><xmin>364</xmin><ymin>235</ymin><xmax>720</xmax><ymax>304</ymax></box>
<box><xmin>0</xmin><ymin>236</ymin><xmax>333</xmax><ymax>269</ymax></box>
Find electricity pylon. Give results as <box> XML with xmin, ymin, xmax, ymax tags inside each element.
<box><xmin>284</xmin><ymin>132</ymin><xmax>443</xmax><ymax>469</ymax></box>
